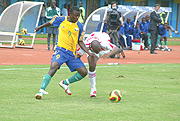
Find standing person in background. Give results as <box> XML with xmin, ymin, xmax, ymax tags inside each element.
<box><xmin>46</xmin><ymin>0</ymin><xmax>60</xmax><ymax>50</ymax></box>
<box><xmin>148</xmin><ymin>4</ymin><xmax>162</xmax><ymax>54</ymax></box>
<box><xmin>40</xmin><ymin>0</ymin><xmax>47</xmax><ymax>34</ymax></box>
<box><xmin>124</xmin><ymin>18</ymin><xmax>133</xmax><ymax>50</ymax></box>
<box><xmin>61</xmin><ymin>3</ymin><xmax>68</xmax><ymax>16</ymax></box>
<box><xmin>78</xmin><ymin>1</ymin><xmax>85</xmax><ymax>25</ymax></box>
<box><xmin>67</xmin><ymin>4</ymin><xmax>71</xmax><ymax>16</ymax></box>
<box><xmin>146</xmin><ymin>15</ymin><xmax>161</xmax><ymax>49</ymax></box>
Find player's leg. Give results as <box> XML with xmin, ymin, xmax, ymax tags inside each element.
<box><xmin>150</xmin><ymin>30</ymin><xmax>157</xmax><ymax>53</ymax></box>
<box><xmin>52</xmin><ymin>34</ymin><xmax>56</xmax><ymax>50</ymax></box>
<box><xmin>164</xmin><ymin>36</ymin><xmax>168</xmax><ymax>50</ymax></box>
<box><xmin>35</xmin><ymin>62</ymin><xmax>59</xmax><ymax>99</ymax></box>
<box><xmin>160</xmin><ymin>35</ymin><xmax>164</xmax><ymax>50</ymax></box>
<box><xmin>47</xmin><ymin>27</ymin><xmax>52</xmax><ymax>50</ymax></box>
<box><xmin>52</xmin><ymin>27</ymin><xmax>58</xmax><ymax>50</ymax></box>
<box><xmin>36</xmin><ymin>48</ymin><xmax>66</xmax><ymax>99</ymax></box>
<box><xmin>47</xmin><ymin>33</ymin><xmax>51</xmax><ymax>50</ymax></box>
<box><xmin>144</xmin><ymin>34</ymin><xmax>149</xmax><ymax>50</ymax></box>
<box><xmin>147</xmin><ymin>33</ymin><xmax>151</xmax><ymax>46</ymax></box>
<box><xmin>88</xmin><ymin>55</ymin><xmax>98</xmax><ymax>97</ymax></box>
<box><xmin>59</xmin><ymin>66</ymin><xmax>87</xmax><ymax>95</ymax></box>
<box><xmin>59</xmin><ymin>56</ymin><xmax>87</xmax><ymax>95</ymax></box>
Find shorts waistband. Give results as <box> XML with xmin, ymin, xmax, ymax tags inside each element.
<box><xmin>56</xmin><ymin>46</ymin><xmax>69</xmax><ymax>51</ymax></box>
<box><xmin>56</xmin><ymin>46</ymin><xmax>74</xmax><ymax>55</ymax></box>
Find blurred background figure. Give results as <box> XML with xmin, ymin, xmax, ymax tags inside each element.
<box><xmin>40</xmin><ymin>0</ymin><xmax>47</xmax><ymax>34</ymax></box>
<box><xmin>46</xmin><ymin>0</ymin><xmax>60</xmax><ymax>50</ymax></box>
<box><xmin>78</xmin><ymin>1</ymin><xmax>85</xmax><ymax>25</ymax></box>
<box><xmin>61</xmin><ymin>3</ymin><xmax>68</xmax><ymax>16</ymax></box>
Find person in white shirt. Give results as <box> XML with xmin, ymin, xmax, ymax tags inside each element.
<box><xmin>61</xmin><ymin>3</ymin><xmax>68</xmax><ymax>16</ymax></box>
<box><xmin>77</xmin><ymin>32</ymin><xmax>120</xmax><ymax>97</ymax></box>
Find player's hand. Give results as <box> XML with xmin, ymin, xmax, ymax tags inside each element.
<box><xmin>75</xmin><ymin>52</ymin><xmax>82</xmax><ymax>59</ymax></box>
<box><xmin>88</xmin><ymin>53</ymin><xmax>96</xmax><ymax>57</ymax></box>
<box><xmin>34</xmin><ymin>27</ymin><xmax>40</xmax><ymax>33</ymax></box>
<box><xmin>102</xmin><ymin>53</ymin><xmax>109</xmax><ymax>59</ymax></box>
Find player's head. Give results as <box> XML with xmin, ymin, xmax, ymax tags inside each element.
<box><xmin>64</xmin><ymin>3</ymin><xmax>67</xmax><ymax>8</ymax></box>
<box><xmin>155</xmin><ymin>4</ymin><xmax>160</xmax><ymax>12</ymax></box>
<box><xmin>111</xmin><ymin>1</ymin><xmax>118</xmax><ymax>10</ymax></box>
<box><xmin>69</xmin><ymin>6</ymin><xmax>80</xmax><ymax>23</ymax></box>
<box><xmin>136</xmin><ymin>21</ymin><xmax>139</xmax><ymax>27</ymax></box>
<box><xmin>163</xmin><ymin>23</ymin><xmax>168</xmax><ymax>29</ymax></box>
<box><xmin>79</xmin><ymin>1</ymin><xmax>83</xmax><ymax>7</ymax></box>
<box><xmin>145</xmin><ymin>15</ymin><xmax>150</xmax><ymax>21</ymax></box>
<box><xmin>122</xmin><ymin>16</ymin><xmax>125</xmax><ymax>22</ymax></box>
<box><xmin>91</xmin><ymin>40</ymin><xmax>101</xmax><ymax>54</ymax></box>
<box><xmin>127</xmin><ymin>18</ymin><xmax>131</xmax><ymax>23</ymax></box>
<box><xmin>142</xmin><ymin>17</ymin><xmax>146</xmax><ymax>24</ymax></box>
<box><xmin>51</xmin><ymin>0</ymin><xmax>56</xmax><ymax>8</ymax></box>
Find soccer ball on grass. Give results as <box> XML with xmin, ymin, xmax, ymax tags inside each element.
<box><xmin>108</xmin><ymin>89</ymin><xmax>122</xmax><ymax>102</ymax></box>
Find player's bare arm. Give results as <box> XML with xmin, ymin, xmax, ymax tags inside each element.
<box><xmin>102</xmin><ymin>46</ymin><xmax>120</xmax><ymax>59</ymax></box>
<box><xmin>34</xmin><ymin>22</ymin><xmax>52</xmax><ymax>33</ymax></box>
<box><xmin>78</xmin><ymin>41</ymin><xmax>95</xmax><ymax>57</ymax></box>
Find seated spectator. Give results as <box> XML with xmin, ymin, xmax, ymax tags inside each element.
<box><xmin>119</xmin><ymin>24</ymin><xmax>127</xmax><ymax>48</ymax></box>
<box><xmin>159</xmin><ymin>23</ymin><xmax>169</xmax><ymax>50</ymax></box>
<box><xmin>124</xmin><ymin>18</ymin><xmax>134</xmax><ymax>49</ymax></box>
<box><xmin>133</xmin><ymin>21</ymin><xmax>141</xmax><ymax>40</ymax></box>
<box><xmin>131</xmin><ymin>15</ymin><xmax>136</xmax><ymax>26</ymax></box>
<box><xmin>139</xmin><ymin>17</ymin><xmax>148</xmax><ymax>50</ymax></box>
<box><xmin>145</xmin><ymin>15</ymin><xmax>151</xmax><ymax>46</ymax></box>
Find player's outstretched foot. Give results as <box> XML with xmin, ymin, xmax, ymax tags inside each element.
<box><xmin>59</xmin><ymin>81</ymin><xmax>72</xmax><ymax>95</ymax></box>
<box><xmin>90</xmin><ymin>91</ymin><xmax>96</xmax><ymax>97</ymax></box>
<box><xmin>35</xmin><ymin>92</ymin><xmax>43</xmax><ymax>100</ymax></box>
<box><xmin>164</xmin><ymin>48</ymin><xmax>172</xmax><ymax>51</ymax></box>
<box><xmin>35</xmin><ymin>89</ymin><xmax>48</xmax><ymax>100</ymax></box>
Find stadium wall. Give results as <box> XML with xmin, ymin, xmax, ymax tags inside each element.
<box><xmin>2</xmin><ymin>0</ymin><xmax>180</xmax><ymax>37</ymax></box>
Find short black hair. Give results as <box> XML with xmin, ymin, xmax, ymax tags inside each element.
<box><xmin>142</xmin><ymin>17</ymin><xmax>146</xmax><ymax>20</ymax></box>
<box><xmin>111</xmin><ymin>1</ymin><xmax>118</xmax><ymax>6</ymax></box>
<box><xmin>155</xmin><ymin>4</ymin><xmax>160</xmax><ymax>7</ymax></box>
<box><xmin>70</xmin><ymin>6</ymin><xmax>80</xmax><ymax>13</ymax></box>
<box><xmin>64</xmin><ymin>3</ymin><xmax>67</xmax><ymax>8</ymax></box>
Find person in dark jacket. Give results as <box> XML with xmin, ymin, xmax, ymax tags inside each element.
<box><xmin>148</xmin><ymin>4</ymin><xmax>162</xmax><ymax>54</ymax></box>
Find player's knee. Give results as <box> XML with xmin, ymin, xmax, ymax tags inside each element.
<box><xmin>48</xmin><ymin>62</ymin><xmax>59</xmax><ymax>77</ymax></box>
<box><xmin>89</xmin><ymin>65</ymin><xmax>96</xmax><ymax>72</ymax></box>
<box><xmin>80</xmin><ymin>67</ymin><xmax>88</xmax><ymax>77</ymax></box>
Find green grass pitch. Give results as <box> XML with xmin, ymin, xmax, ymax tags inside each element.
<box><xmin>0</xmin><ymin>64</ymin><xmax>180</xmax><ymax>120</ymax></box>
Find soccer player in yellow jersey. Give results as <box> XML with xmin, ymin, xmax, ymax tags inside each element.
<box><xmin>34</xmin><ymin>6</ymin><xmax>95</xmax><ymax>99</ymax></box>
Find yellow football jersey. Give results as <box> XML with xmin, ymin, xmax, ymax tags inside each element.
<box><xmin>50</xmin><ymin>16</ymin><xmax>84</xmax><ymax>55</ymax></box>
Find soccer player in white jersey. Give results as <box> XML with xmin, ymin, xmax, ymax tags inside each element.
<box><xmin>77</xmin><ymin>32</ymin><xmax>120</xmax><ymax>97</ymax></box>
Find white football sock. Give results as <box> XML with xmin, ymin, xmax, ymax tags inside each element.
<box><xmin>88</xmin><ymin>70</ymin><xmax>96</xmax><ymax>91</ymax></box>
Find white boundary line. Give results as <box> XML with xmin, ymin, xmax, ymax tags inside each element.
<box><xmin>0</xmin><ymin>64</ymin><xmax>179</xmax><ymax>71</ymax></box>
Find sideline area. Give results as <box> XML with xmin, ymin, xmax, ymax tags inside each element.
<box><xmin>0</xmin><ymin>45</ymin><xmax>180</xmax><ymax>65</ymax></box>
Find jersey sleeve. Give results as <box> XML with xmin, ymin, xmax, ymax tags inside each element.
<box><xmin>50</xmin><ymin>16</ymin><xmax>65</xmax><ymax>27</ymax></box>
<box><xmin>77</xmin><ymin>21</ymin><xmax>84</xmax><ymax>41</ymax></box>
